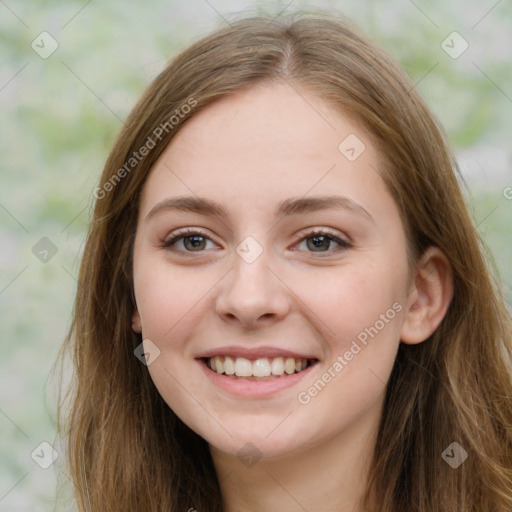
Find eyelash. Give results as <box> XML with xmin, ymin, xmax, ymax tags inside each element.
<box><xmin>161</xmin><ymin>227</ymin><xmax>352</xmax><ymax>256</ymax></box>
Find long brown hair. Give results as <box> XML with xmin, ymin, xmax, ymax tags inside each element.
<box><xmin>58</xmin><ymin>13</ymin><xmax>512</xmax><ymax>511</ymax></box>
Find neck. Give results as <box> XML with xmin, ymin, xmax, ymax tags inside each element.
<box><xmin>211</xmin><ymin>402</ymin><xmax>382</xmax><ymax>512</ymax></box>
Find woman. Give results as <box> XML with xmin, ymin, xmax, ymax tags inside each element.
<box><xmin>59</xmin><ymin>13</ymin><xmax>512</xmax><ymax>512</ymax></box>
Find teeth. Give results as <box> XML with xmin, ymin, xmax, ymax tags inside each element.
<box><xmin>234</xmin><ymin>357</ymin><xmax>252</xmax><ymax>377</ymax></box>
<box><xmin>270</xmin><ymin>357</ymin><xmax>284</xmax><ymax>376</ymax></box>
<box><xmin>214</xmin><ymin>355</ymin><xmax>223</xmax><ymax>374</ymax></box>
<box><xmin>253</xmin><ymin>358</ymin><xmax>271</xmax><ymax>377</ymax></box>
<box><xmin>284</xmin><ymin>357</ymin><xmax>296</xmax><ymax>375</ymax></box>
<box><xmin>223</xmin><ymin>356</ymin><xmax>235</xmax><ymax>375</ymax></box>
<box><xmin>207</xmin><ymin>356</ymin><xmax>311</xmax><ymax>377</ymax></box>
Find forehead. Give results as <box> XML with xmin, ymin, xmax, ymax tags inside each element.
<box><xmin>139</xmin><ymin>82</ymin><xmax>386</xmax><ymax>216</ymax></box>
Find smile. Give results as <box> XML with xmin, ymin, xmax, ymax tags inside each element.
<box><xmin>206</xmin><ymin>356</ymin><xmax>315</xmax><ymax>379</ymax></box>
<box><xmin>198</xmin><ymin>354</ymin><xmax>319</xmax><ymax>397</ymax></box>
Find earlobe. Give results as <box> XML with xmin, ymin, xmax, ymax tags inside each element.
<box><xmin>400</xmin><ymin>246</ymin><xmax>454</xmax><ymax>345</ymax></box>
<box><xmin>132</xmin><ymin>309</ymin><xmax>142</xmax><ymax>333</ymax></box>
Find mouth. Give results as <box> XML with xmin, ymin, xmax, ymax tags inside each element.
<box><xmin>196</xmin><ymin>346</ymin><xmax>320</xmax><ymax>397</ymax></box>
<box><xmin>204</xmin><ymin>356</ymin><xmax>317</xmax><ymax>381</ymax></box>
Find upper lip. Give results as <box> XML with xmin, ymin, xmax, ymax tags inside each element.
<box><xmin>196</xmin><ymin>345</ymin><xmax>318</xmax><ymax>360</ymax></box>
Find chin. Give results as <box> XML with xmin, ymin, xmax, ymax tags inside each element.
<box><xmin>208</xmin><ymin>434</ymin><xmax>308</xmax><ymax>462</ymax></box>
<box><xmin>195</xmin><ymin>414</ymin><xmax>323</xmax><ymax>462</ymax></box>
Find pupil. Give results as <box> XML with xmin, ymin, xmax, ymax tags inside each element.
<box><xmin>308</xmin><ymin>236</ymin><xmax>329</xmax><ymax>251</ymax></box>
<box><xmin>185</xmin><ymin>236</ymin><xmax>205</xmax><ymax>250</ymax></box>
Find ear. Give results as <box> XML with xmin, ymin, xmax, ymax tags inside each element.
<box><xmin>400</xmin><ymin>246</ymin><xmax>454</xmax><ymax>345</ymax></box>
<box><xmin>132</xmin><ymin>309</ymin><xmax>142</xmax><ymax>334</ymax></box>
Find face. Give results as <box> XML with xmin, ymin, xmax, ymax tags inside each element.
<box><xmin>132</xmin><ymin>82</ymin><xmax>411</xmax><ymax>460</ymax></box>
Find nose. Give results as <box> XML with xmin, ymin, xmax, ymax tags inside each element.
<box><xmin>215</xmin><ymin>248</ymin><xmax>291</xmax><ymax>329</ymax></box>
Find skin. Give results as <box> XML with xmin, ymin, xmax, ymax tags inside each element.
<box><xmin>132</xmin><ymin>82</ymin><xmax>453</xmax><ymax>512</ymax></box>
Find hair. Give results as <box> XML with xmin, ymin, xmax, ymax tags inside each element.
<box><xmin>57</xmin><ymin>12</ymin><xmax>512</xmax><ymax>512</ymax></box>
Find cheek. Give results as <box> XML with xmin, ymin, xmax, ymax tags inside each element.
<box><xmin>133</xmin><ymin>259</ymin><xmax>219</xmax><ymax>436</ymax></box>
<box><xmin>287</xmin><ymin>258</ymin><xmax>406</xmax><ymax>351</ymax></box>
<box><xmin>291</xmin><ymin>254</ymin><xmax>407</xmax><ymax>417</ymax></box>
<box><xmin>133</xmin><ymin>258</ymin><xmax>215</xmax><ymax>345</ymax></box>
<box><xmin>292</xmin><ymin>267</ymin><xmax>405</xmax><ymax>445</ymax></box>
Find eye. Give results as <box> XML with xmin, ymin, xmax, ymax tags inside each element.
<box><xmin>294</xmin><ymin>229</ymin><xmax>352</xmax><ymax>254</ymax></box>
<box><xmin>161</xmin><ymin>227</ymin><xmax>352</xmax><ymax>256</ymax></box>
<box><xmin>162</xmin><ymin>229</ymin><xmax>218</xmax><ymax>253</ymax></box>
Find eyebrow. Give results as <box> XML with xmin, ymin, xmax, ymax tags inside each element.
<box><xmin>145</xmin><ymin>195</ymin><xmax>374</xmax><ymax>223</ymax></box>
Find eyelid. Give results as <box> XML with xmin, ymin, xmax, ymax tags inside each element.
<box><xmin>289</xmin><ymin>226</ymin><xmax>352</xmax><ymax>255</ymax></box>
<box><xmin>293</xmin><ymin>226</ymin><xmax>350</xmax><ymax>243</ymax></box>
<box><xmin>161</xmin><ymin>227</ymin><xmax>220</xmax><ymax>250</ymax></box>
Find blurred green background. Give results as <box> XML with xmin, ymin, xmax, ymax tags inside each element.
<box><xmin>0</xmin><ymin>0</ymin><xmax>511</xmax><ymax>510</ymax></box>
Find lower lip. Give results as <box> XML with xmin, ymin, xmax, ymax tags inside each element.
<box><xmin>198</xmin><ymin>359</ymin><xmax>316</xmax><ymax>398</ymax></box>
